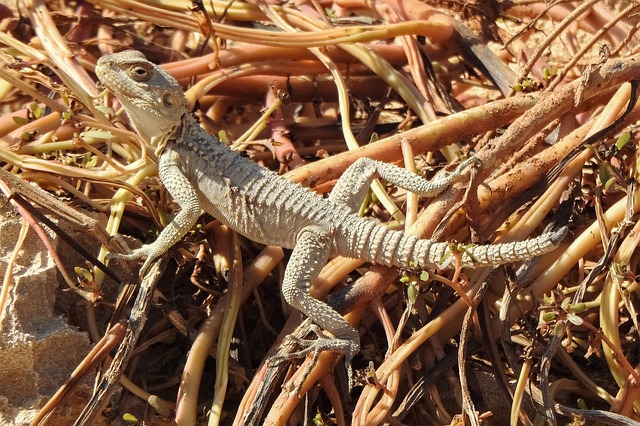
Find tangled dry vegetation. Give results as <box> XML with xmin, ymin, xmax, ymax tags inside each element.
<box><xmin>1</xmin><ymin>0</ymin><xmax>640</xmax><ymax>425</ymax></box>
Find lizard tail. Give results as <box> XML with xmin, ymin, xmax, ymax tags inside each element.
<box><xmin>353</xmin><ymin>223</ymin><xmax>568</xmax><ymax>270</ymax></box>
<box><xmin>412</xmin><ymin>226</ymin><xmax>568</xmax><ymax>269</ymax></box>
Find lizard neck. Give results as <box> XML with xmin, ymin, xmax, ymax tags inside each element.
<box><xmin>168</xmin><ymin>112</ymin><xmax>225</xmax><ymax>155</ymax></box>
<box><xmin>151</xmin><ymin>111</ymin><xmax>193</xmax><ymax>156</ymax></box>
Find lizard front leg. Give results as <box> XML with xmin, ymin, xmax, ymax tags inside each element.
<box><xmin>329</xmin><ymin>156</ymin><xmax>476</xmax><ymax>212</ymax></box>
<box><xmin>272</xmin><ymin>226</ymin><xmax>360</xmax><ymax>389</ymax></box>
<box><xmin>108</xmin><ymin>148</ymin><xmax>202</xmax><ymax>276</ymax></box>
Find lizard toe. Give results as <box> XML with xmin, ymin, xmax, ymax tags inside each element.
<box><xmin>269</xmin><ymin>332</ymin><xmax>358</xmax><ymax>392</ymax></box>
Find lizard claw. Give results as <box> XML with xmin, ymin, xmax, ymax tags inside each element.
<box><xmin>269</xmin><ymin>324</ymin><xmax>358</xmax><ymax>393</ymax></box>
<box><xmin>105</xmin><ymin>236</ymin><xmax>155</xmax><ymax>276</ymax></box>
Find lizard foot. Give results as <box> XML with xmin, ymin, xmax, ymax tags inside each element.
<box><xmin>105</xmin><ymin>235</ymin><xmax>155</xmax><ymax>275</ymax></box>
<box><xmin>269</xmin><ymin>324</ymin><xmax>358</xmax><ymax>394</ymax></box>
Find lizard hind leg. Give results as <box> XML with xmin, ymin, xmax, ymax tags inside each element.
<box><xmin>274</xmin><ymin>226</ymin><xmax>360</xmax><ymax>391</ymax></box>
<box><xmin>329</xmin><ymin>157</ymin><xmax>381</xmax><ymax>212</ymax></box>
<box><xmin>329</xmin><ymin>156</ymin><xmax>476</xmax><ymax>212</ymax></box>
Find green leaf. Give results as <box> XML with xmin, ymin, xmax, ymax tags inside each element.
<box><xmin>598</xmin><ymin>164</ymin><xmax>610</xmax><ymax>185</ymax></box>
<box><xmin>12</xmin><ymin>116</ymin><xmax>29</xmax><ymax>125</ymax></box>
<box><xmin>553</xmin><ymin>321</ymin><xmax>564</xmax><ymax>336</ymax></box>
<box><xmin>567</xmin><ymin>313</ymin><xmax>583</xmax><ymax>325</ymax></box>
<box><xmin>74</xmin><ymin>266</ymin><xmax>93</xmax><ymax>281</ymax></box>
<box><xmin>122</xmin><ymin>413</ymin><xmax>138</xmax><ymax>423</ymax></box>
<box><xmin>570</xmin><ymin>303</ymin><xmax>587</xmax><ymax>313</ymax></box>
<box><xmin>324</xmin><ymin>8</ymin><xmax>337</xmax><ymax>18</ymax></box>
<box><xmin>541</xmin><ymin>311</ymin><xmax>556</xmax><ymax>322</ymax></box>
<box><xmin>615</xmin><ymin>132</ymin><xmax>631</xmax><ymax>151</ymax></box>
<box><xmin>542</xmin><ymin>65</ymin><xmax>558</xmax><ymax>79</ymax></box>
<box><xmin>84</xmin><ymin>154</ymin><xmax>98</xmax><ymax>168</ymax></box>
<box><xmin>577</xmin><ymin>398</ymin><xmax>588</xmax><ymax>410</ymax></box>
<box><xmin>407</xmin><ymin>282</ymin><xmax>417</xmax><ymax>303</ymax></box>
<box><xmin>30</xmin><ymin>102</ymin><xmax>43</xmax><ymax>119</ymax></box>
<box><xmin>218</xmin><ymin>129</ymin><xmax>228</xmax><ymax>144</ymax></box>
<box><xmin>604</xmin><ymin>177</ymin><xmax>616</xmax><ymax>191</ymax></box>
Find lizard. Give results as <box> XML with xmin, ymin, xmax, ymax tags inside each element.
<box><xmin>95</xmin><ymin>50</ymin><xmax>568</xmax><ymax>388</ymax></box>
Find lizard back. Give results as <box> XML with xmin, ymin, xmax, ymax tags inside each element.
<box><xmin>170</xmin><ymin>116</ymin><xmax>356</xmax><ymax>249</ymax></box>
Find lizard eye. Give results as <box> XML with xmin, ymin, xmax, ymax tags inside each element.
<box><xmin>162</xmin><ymin>93</ymin><xmax>176</xmax><ymax>108</ymax></box>
<box><xmin>129</xmin><ymin>65</ymin><xmax>151</xmax><ymax>82</ymax></box>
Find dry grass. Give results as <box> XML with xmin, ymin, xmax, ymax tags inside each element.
<box><xmin>1</xmin><ymin>0</ymin><xmax>640</xmax><ymax>425</ymax></box>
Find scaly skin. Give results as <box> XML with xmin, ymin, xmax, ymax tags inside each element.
<box><xmin>96</xmin><ymin>50</ymin><xmax>567</xmax><ymax>387</ymax></box>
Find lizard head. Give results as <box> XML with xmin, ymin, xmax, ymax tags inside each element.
<box><xmin>96</xmin><ymin>50</ymin><xmax>187</xmax><ymax>154</ymax></box>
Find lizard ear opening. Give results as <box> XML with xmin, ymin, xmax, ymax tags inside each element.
<box><xmin>162</xmin><ymin>93</ymin><xmax>176</xmax><ymax>108</ymax></box>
